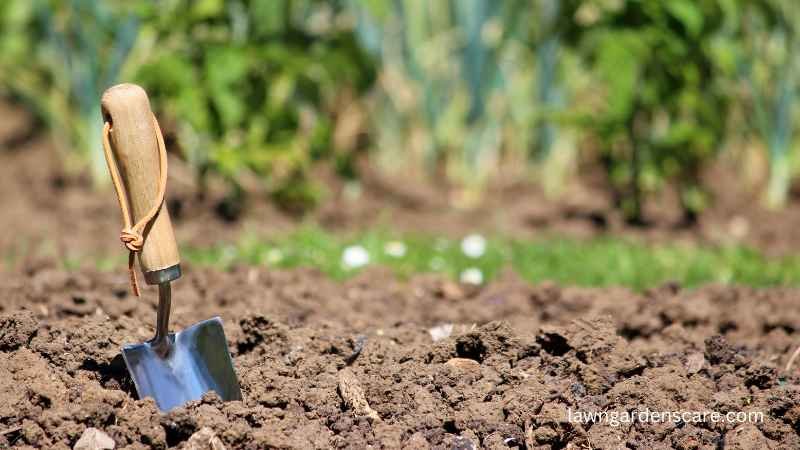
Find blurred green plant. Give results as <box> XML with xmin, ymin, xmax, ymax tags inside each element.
<box><xmin>561</xmin><ymin>0</ymin><xmax>734</xmax><ymax>224</ymax></box>
<box><xmin>1</xmin><ymin>0</ymin><xmax>799</xmax><ymax>221</ymax></box>
<box><xmin>737</xmin><ymin>0</ymin><xmax>799</xmax><ymax>209</ymax></box>
<box><xmin>532</xmin><ymin>0</ymin><xmax>563</xmax><ymax>162</ymax></box>
<box><xmin>0</xmin><ymin>0</ymin><xmax>139</xmax><ymax>183</ymax></box>
<box><xmin>132</xmin><ymin>0</ymin><xmax>375</xmax><ymax>214</ymax></box>
<box><xmin>351</xmin><ymin>0</ymin><xmax>543</xmax><ymax>205</ymax></box>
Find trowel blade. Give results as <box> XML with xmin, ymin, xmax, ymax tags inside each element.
<box><xmin>121</xmin><ymin>316</ymin><xmax>241</xmax><ymax>412</ymax></box>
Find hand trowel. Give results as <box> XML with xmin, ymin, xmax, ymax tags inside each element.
<box><xmin>100</xmin><ymin>83</ymin><xmax>241</xmax><ymax>412</ymax></box>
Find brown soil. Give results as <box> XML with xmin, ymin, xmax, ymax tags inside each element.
<box><xmin>1</xmin><ymin>266</ymin><xmax>800</xmax><ymax>449</ymax></box>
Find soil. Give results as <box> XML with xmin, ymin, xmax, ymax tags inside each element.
<box><xmin>1</xmin><ymin>265</ymin><xmax>800</xmax><ymax>449</ymax></box>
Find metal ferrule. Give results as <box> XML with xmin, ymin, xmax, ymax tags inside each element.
<box><xmin>144</xmin><ymin>264</ymin><xmax>182</xmax><ymax>285</ymax></box>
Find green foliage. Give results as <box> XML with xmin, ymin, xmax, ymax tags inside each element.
<box><xmin>132</xmin><ymin>0</ymin><xmax>375</xmax><ymax>212</ymax></box>
<box><xmin>562</xmin><ymin>0</ymin><xmax>733</xmax><ymax>223</ymax></box>
<box><xmin>1</xmin><ymin>0</ymin><xmax>798</xmax><ymax>219</ymax></box>
<box><xmin>0</xmin><ymin>0</ymin><xmax>139</xmax><ymax>182</ymax></box>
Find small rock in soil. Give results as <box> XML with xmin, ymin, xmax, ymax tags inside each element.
<box><xmin>449</xmin><ymin>434</ymin><xmax>477</xmax><ymax>450</ymax></box>
<box><xmin>429</xmin><ymin>323</ymin><xmax>454</xmax><ymax>342</ymax></box>
<box><xmin>186</xmin><ymin>427</ymin><xmax>226</xmax><ymax>450</ymax></box>
<box><xmin>445</xmin><ymin>357</ymin><xmax>481</xmax><ymax>372</ymax></box>
<box><xmin>685</xmin><ymin>352</ymin><xmax>705</xmax><ymax>374</ymax></box>
<box><xmin>73</xmin><ymin>427</ymin><xmax>115</xmax><ymax>450</ymax></box>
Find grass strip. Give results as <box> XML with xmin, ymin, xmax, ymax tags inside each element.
<box><xmin>176</xmin><ymin>226</ymin><xmax>800</xmax><ymax>290</ymax></box>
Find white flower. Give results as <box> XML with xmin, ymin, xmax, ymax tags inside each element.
<box><xmin>342</xmin><ymin>245</ymin><xmax>370</xmax><ymax>269</ymax></box>
<box><xmin>461</xmin><ymin>234</ymin><xmax>486</xmax><ymax>258</ymax></box>
<box><xmin>429</xmin><ymin>323</ymin><xmax>454</xmax><ymax>342</ymax></box>
<box><xmin>460</xmin><ymin>267</ymin><xmax>484</xmax><ymax>285</ymax></box>
<box><xmin>384</xmin><ymin>241</ymin><xmax>407</xmax><ymax>258</ymax></box>
<box><xmin>266</xmin><ymin>248</ymin><xmax>283</xmax><ymax>264</ymax></box>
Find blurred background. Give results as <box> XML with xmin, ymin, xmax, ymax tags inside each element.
<box><xmin>1</xmin><ymin>0</ymin><xmax>800</xmax><ymax>288</ymax></box>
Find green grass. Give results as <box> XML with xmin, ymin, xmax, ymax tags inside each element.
<box><xmin>177</xmin><ymin>226</ymin><xmax>800</xmax><ymax>291</ymax></box>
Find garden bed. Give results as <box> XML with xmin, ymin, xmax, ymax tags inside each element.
<box><xmin>1</xmin><ymin>266</ymin><xmax>799</xmax><ymax>448</ymax></box>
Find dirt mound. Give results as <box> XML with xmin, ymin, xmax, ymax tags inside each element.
<box><xmin>0</xmin><ymin>266</ymin><xmax>798</xmax><ymax>448</ymax></box>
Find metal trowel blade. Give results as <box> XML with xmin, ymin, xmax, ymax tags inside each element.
<box><xmin>121</xmin><ymin>316</ymin><xmax>241</xmax><ymax>412</ymax></box>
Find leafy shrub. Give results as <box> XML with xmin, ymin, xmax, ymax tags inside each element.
<box><xmin>132</xmin><ymin>0</ymin><xmax>375</xmax><ymax>213</ymax></box>
<box><xmin>561</xmin><ymin>0</ymin><xmax>734</xmax><ymax>224</ymax></box>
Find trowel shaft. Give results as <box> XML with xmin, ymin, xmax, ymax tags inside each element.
<box><xmin>151</xmin><ymin>282</ymin><xmax>172</xmax><ymax>356</ymax></box>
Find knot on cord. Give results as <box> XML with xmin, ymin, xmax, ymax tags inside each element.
<box><xmin>120</xmin><ymin>228</ymin><xmax>145</xmax><ymax>252</ymax></box>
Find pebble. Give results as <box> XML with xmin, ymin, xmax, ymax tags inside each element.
<box><xmin>429</xmin><ymin>323</ymin><xmax>454</xmax><ymax>342</ymax></box>
<box><xmin>685</xmin><ymin>352</ymin><xmax>706</xmax><ymax>374</ymax></box>
<box><xmin>186</xmin><ymin>427</ymin><xmax>226</xmax><ymax>450</ymax></box>
<box><xmin>73</xmin><ymin>427</ymin><xmax>115</xmax><ymax>450</ymax></box>
<box><xmin>445</xmin><ymin>357</ymin><xmax>481</xmax><ymax>372</ymax></box>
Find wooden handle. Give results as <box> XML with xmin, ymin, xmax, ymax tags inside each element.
<box><xmin>101</xmin><ymin>83</ymin><xmax>180</xmax><ymax>279</ymax></box>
